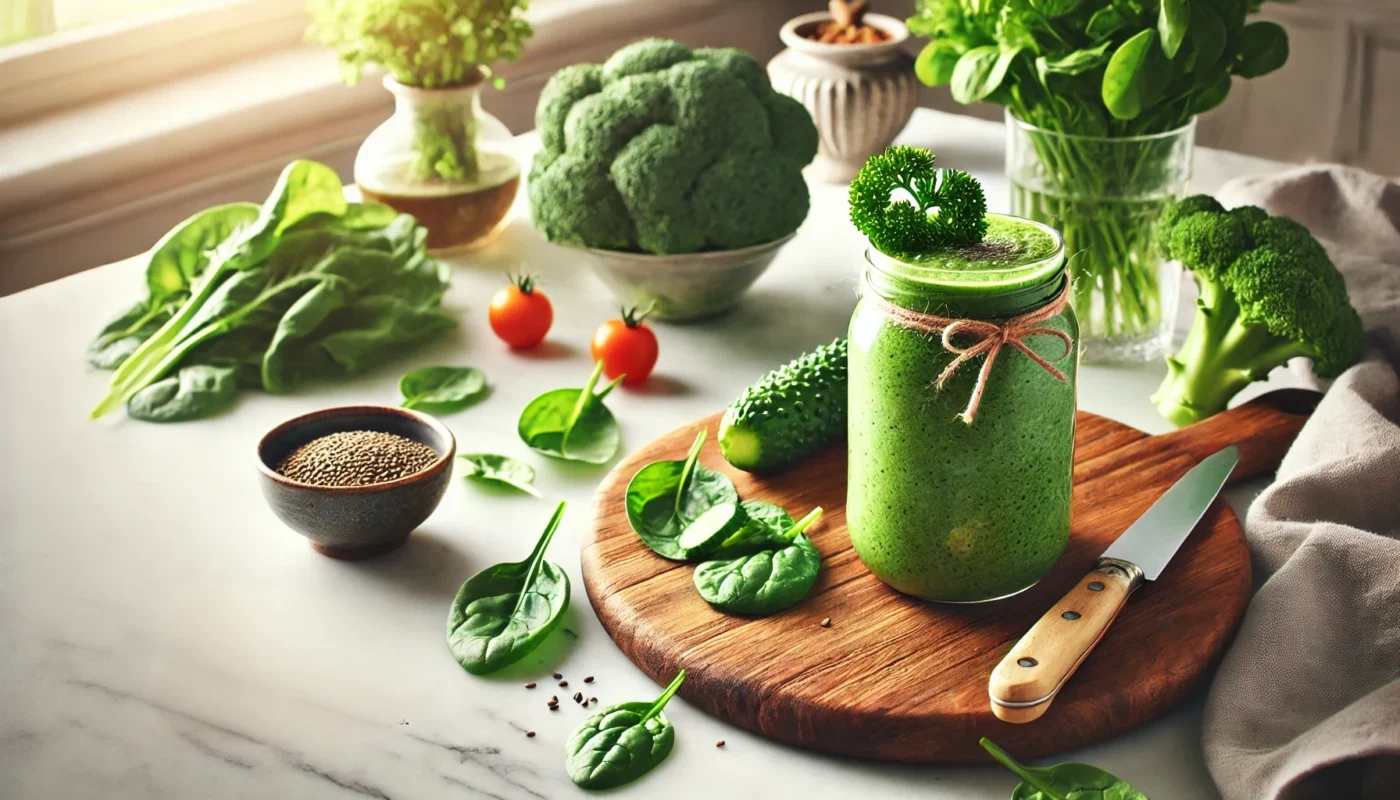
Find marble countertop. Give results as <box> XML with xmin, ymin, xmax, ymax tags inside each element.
<box><xmin>0</xmin><ymin>109</ymin><xmax>1303</xmax><ymax>799</ymax></box>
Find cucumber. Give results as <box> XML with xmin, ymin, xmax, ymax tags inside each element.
<box><xmin>719</xmin><ymin>338</ymin><xmax>848</xmax><ymax>472</ymax></box>
<box><xmin>677</xmin><ymin>502</ymin><xmax>745</xmax><ymax>557</ymax></box>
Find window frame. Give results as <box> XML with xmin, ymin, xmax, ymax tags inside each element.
<box><xmin>0</xmin><ymin>0</ymin><xmax>305</xmax><ymax>126</ymax></box>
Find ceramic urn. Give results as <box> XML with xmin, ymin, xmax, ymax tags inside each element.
<box><xmin>768</xmin><ymin>11</ymin><xmax>919</xmax><ymax>183</ymax></box>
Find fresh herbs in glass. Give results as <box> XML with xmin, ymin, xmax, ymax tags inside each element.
<box><xmin>910</xmin><ymin>0</ymin><xmax>1288</xmax><ymax>361</ymax></box>
<box><xmin>307</xmin><ymin>0</ymin><xmax>533</xmax><ymax>250</ymax></box>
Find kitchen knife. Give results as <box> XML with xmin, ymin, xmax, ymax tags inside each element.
<box><xmin>988</xmin><ymin>445</ymin><xmax>1240</xmax><ymax>723</ymax></box>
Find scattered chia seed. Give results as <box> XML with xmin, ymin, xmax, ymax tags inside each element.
<box><xmin>573</xmin><ymin>692</ymin><xmax>583</xmax><ymax>703</ymax></box>
<box><xmin>820</xmin><ymin>617</ymin><xmax>832</xmax><ymax>628</ymax></box>
<box><xmin>550</xmin><ymin>696</ymin><xmax>559</xmax><ymax>704</ymax></box>
<box><xmin>558</xmin><ymin>680</ymin><xmax>568</xmax><ymax>687</ymax></box>
<box><xmin>552</xmin><ymin>672</ymin><xmax>562</xmax><ymax>679</ymax></box>
<box><xmin>526</xmin><ymin>731</ymin><xmax>536</xmax><ymax>738</ymax></box>
<box><xmin>716</xmin><ymin>740</ymin><xmax>726</xmax><ymax>748</ymax></box>
<box><xmin>588</xmin><ymin>697</ymin><xmax>597</xmax><ymax>704</ymax></box>
<box><xmin>584</xmin><ymin>676</ymin><xmax>594</xmax><ymax>683</ymax></box>
<box><xmin>275</xmin><ymin>430</ymin><xmax>438</xmax><ymax>487</ymax></box>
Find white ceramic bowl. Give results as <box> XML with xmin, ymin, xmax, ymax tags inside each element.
<box><xmin>580</xmin><ymin>233</ymin><xmax>797</xmax><ymax>322</ymax></box>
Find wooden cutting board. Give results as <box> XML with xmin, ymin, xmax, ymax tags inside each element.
<box><xmin>581</xmin><ymin>391</ymin><xmax>1318</xmax><ymax>763</ymax></box>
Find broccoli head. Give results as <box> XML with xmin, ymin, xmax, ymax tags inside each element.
<box><xmin>1151</xmin><ymin>195</ymin><xmax>1364</xmax><ymax>426</ymax></box>
<box><xmin>528</xmin><ymin>39</ymin><xmax>819</xmax><ymax>254</ymax></box>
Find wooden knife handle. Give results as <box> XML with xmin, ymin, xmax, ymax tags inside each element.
<box><xmin>988</xmin><ymin>559</ymin><xmax>1145</xmax><ymax>723</ymax></box>
<box><xmin>1156</xmin><ymin>389</ymin><xmax>1321</xmax><ymax>485</ymax></box>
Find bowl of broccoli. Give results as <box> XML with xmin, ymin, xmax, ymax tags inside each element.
<box><xmin>527</xmin><ymin>39</ymin><xmax>819</xmax><ymax>321</ymax></box>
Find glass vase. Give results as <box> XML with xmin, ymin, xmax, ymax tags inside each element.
<box><xmin>1006</xmin><ymin>111</ymin><xmax>1194</xmax><ymax>363</ymax></box>
<box><xmin>356</xmin><ymin>74</ymin><xmax>521</xmax><ymax>254</ymax></box>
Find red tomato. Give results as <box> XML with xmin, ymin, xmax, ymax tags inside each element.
<box><xmin>591</xmin><ymin>307</ymin><xmax>659</xmax><ymax>386</ymax></box>
<box><xmin>489</xmin><ymin>275</ymin><xmax>552</xmax><ymax>350</ymax></box>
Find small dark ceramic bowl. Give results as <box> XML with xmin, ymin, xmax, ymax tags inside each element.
<box><xmin>256</xmin><ymin>405</ymin><xmax>456</xmax><ymax>560</ymax></box>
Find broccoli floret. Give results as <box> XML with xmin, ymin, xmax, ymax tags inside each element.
<box><xmin>1151</xmin><ymin>195</ymin><xmax>1364</xmax><ymax>426</ymax></box>
<box><xmin>528</xmin><ymin>38</ymin><xmax>818</xmax><ymax>254</ymax></box>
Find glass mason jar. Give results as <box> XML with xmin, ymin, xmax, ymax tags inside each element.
<box><xmin>356</xmin><ymin>74</ymin><xmax>521</xmax><ymax>253</ymax></box>
<box><xmin>1006</xmin><ymin>111</ymin><xmax>1194</xmax><ymax>364</ymax></box>
<box><xmin>847</xmin><ymin>215</ymin><xmax>1077</xmax><ymax>603</ymax></box>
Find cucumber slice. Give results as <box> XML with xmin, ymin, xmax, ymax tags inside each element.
<box><xmin>677</xmin><ymin>502</ymin><xmax>745</xmax><ymax>557</ymax></box>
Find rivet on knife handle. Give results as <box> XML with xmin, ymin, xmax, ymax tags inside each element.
<box><xmin>988</xmin><ymin>559</ymin><xmax>1145</xmax><ymax>723</ymax></box>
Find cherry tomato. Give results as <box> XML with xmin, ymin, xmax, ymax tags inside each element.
<box><xmin>489</xmin><ymin>275</ymin><xmax>553</xmax><ymax>350</ymax></box>
<box><xmin>592</xmin><ymin>307</ymin><xmax>659</xmax><ymax>386</ymax></box>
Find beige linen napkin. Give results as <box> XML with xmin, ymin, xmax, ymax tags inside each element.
<box><xmin>1202</xmin><ymin>165</ymin><xmax>1400</xmax><ymax>800</ymax></box>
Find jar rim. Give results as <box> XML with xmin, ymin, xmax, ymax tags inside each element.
<box><xmin>864</xmin><ymin>213</ymin><xmax>1065</xmax><ymax>298</ymax></box>
<box><xmin>1005</xmin><ymin>108</ymin><xmax>1197</xmax><ymax>144</ymax></box>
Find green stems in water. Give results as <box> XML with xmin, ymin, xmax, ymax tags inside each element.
<box><xmin>412</xmin><ymin>99</ymin><xmax>479</xmax><ymax>183</ymax></box>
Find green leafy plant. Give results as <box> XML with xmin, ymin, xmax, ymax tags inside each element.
<box><xmin>625</xmin><ymin>430</ymin><xmax>739</xmax><ymax>560</ymax></box>
<box><xmin>306</xmin><ymin>0</ymin><xmax>533</xmax><ymax>182</ymax></box>
<box><xmin>459</xmin><ymin>453</ymin><xmax>541</xmax><ymax>497</ymax></box>
<box><xmin>565</xmin><ymin>670</ymin><xmax>686</xmax><ymax>790</ymax></box>
<box><xmin>517</xmin><ymin>362</ymin><xmax>624</xmax><ymax>464</ymax></box>
<box><xmin>910</xmin><ymin>0</ymin><xmax>1290</xmax><ymax>346</ymax></box>
<box><xmin>447</xmin><ymin>501</ymin><xmax>569</xmax><ymax>675</ymax></box>
<box><xmin>849</xmin><ymin>146</ymin><xmax>988</xmax><ymax>258</ymax></box>
<box><xmin>693</xmin><ymin>508</ymin><xmax>824</xmax><ymax>615</ymax></box>
<box><xmin>709</xmin><ymin>501</ymin><xmax>795</xmax><ymax>558</ymax></box>
<box><xmin>88</xmin><ymin>161</ymin><xmax>453</xmax><ymax>422</ymax></box>
<box><xmin>1150</xmin><ymin>195</ymin><xmax>1363</xmax><ymax>426</ymax></box>
<box><xmin>981</xmin><ymin>738</ymin><xmax>1148</xmax><ymax>799</ymax></box>
<box><xmin>126</xmin><ymin>365</ymin><xmax>239</xmax><ymax>423</ymax></box>
<box><xmin>400</xmin><ymin>366</ymin><xmax>487</xmax><ymax>413</ymax></box>
<box><xmin>529</xmin><ymin>38</ymin><xmax>818</xmax><ymax>254</ymax></box>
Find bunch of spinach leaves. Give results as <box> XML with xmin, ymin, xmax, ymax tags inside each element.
<box><xmin>908</xmin><ymin>0</ymin><xmax>1289</xmax><ymax>347</ymax></box>
<box><xmin>88</xmin><ymin>160</ymin><xmax>453</xmax><ymax>422</ymax></box>
<box><xmin>981</xmin><ymin>738</ymin><xmax>1148</xmax><ymax>799</ymax></box>
<box><xmin>518</xmin><ymin>362</ymin><xmax>624</xmax><ymax>464</ymax></box>
<box><xmin>626</xmin><ymin>430</ymin><xmax>826</xmax><ymax>615</ymax></box>
<box><xmin>565</xmin><ymin>670</ymin><xmax>685</xmax><ymax>790</ymax></box>
<box><xmin>447</xmin><ymin>502</ymin><xmax>570</xmax><ymax>675</ymax></box>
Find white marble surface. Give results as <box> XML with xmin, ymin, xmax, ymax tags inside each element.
<box><xmin>0</xmin><ymin>109</ymin><xmax>1304</xmax><ymax>799</ymax></box>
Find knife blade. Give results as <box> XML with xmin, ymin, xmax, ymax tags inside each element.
<box><xmin>987</xmin><ymin>445</ymin><xmax>1240</xmax><ymax>723</ymax></box>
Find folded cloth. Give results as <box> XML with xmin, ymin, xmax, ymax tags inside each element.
<box><xmin>1203</xmin><ymin>165</ymin><xmax>1400</xmax><ymax>800</ymax></box>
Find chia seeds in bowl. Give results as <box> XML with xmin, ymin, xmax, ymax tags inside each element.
<box><xmin>276</xmin><ymin>430</ymin><xmax>440</xmax><ymax>487</ymax></box>
<box><xmin>256</xmin><ymin>406</ymin><xmax>456</xmax><ymax>559</ymax></box>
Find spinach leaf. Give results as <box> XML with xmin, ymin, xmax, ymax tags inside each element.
<box><xmin>1234</xmin><ymin>21</ymin><xmax>1288</xmax><ymax>78</ymax></box>
<box><xmin>1188</xmin><ymin>73</ymin><xmax>1232</xmax><ymax>115</ymax></box>
<box><xmin>565</xmin><ymin>670</ymin><xmax>686</xmax><ymax>790</ymax></box>
<box><xmin>915</xmin><ymin>38</ymin><xmax>963</xmax><ymax>86</ymax></box>
<box><xmin>625</xmin><ymin>430</ymin><xmax>738</xmax><ymax>560</ymax></box>
<box><xmin>400</xmin><ymin>366</ymin><xmax>487</xmax><ymax>413</ymax></box>
<box><xmin>1085</xmin><ymin>6</ymin><xmax>1130</xmax><ymax>40</ymax></box>
<box><xmin>693</xmin><ymin>508</ymin><xmax>824</xmax><ymax>615</ymax></box>
<box><xmin>126</xmin><ymin>365</ymin><xmax>238</xmax><ymax>422</ymax></box>
<box><xmin>981</xmin><ymin>738</ymin><xmax>1148</xmax><ymax>799</ymax></box>
<box><xmin>1158</xmin><ymin>0</ymin><xmax>1190</xmax><ymax>60</ymax></box>
<box><xmin>517</xmin><ymin>362</ymin><xmax>624</xmax><ymax>464</ymax></box>
<box><xmin>447</xmin><ymin>502</ymin><xmax>570</xmax><ymax>675</ymax></box>
<box><xmin>1102</xmin><ymin>29</ymin><xmax>1167</xmax><ymax>120</ymax></box>
<box><xmin>951</xmin><ymin>45</ymin><xmax>1020</xmax><ymax>104</ymax></box>
<box><xmin>710</xmin><ymin>500</ymin><xmax>794</xmax><ymax>558</ymax></box>
<box><xmin>1031</xmin><ymin>0</ymin><xmax>1079</xmax><ymax>19</ymax></box>
<box><xmin>1037</xmin><ymin>41</ymin><xmax>1114</xmax><ymax>79</ymax></box>
<box><xmin>459</xmin><ymin>453</ymin><xmax>541</xmax><ymax>498</ymax></box>
<box><xmin>1185</xmin><ymin>5</ymin><xmax>1227</xmax><ymax>75</ymax></box>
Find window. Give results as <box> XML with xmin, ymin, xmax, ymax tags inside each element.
<box><xmin>2</xmin><ymin>0</ymin><xmax>207</xmax><ymax>48</ymax></box>
<box><xmin>0</xmin><ymin>0</ymin><xmax>305</xmax><ymax>125</ymax></box>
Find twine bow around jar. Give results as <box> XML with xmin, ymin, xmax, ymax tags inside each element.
<box><xmin>863</xmin><ymin>280</ymin><xmax>1074</xmax><ymax>424</ymax></box>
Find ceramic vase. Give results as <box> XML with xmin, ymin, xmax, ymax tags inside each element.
<box><xmin>767</xmin><ymin>12</ymin><xmax>918</xmax><ymax>183</ymax></box>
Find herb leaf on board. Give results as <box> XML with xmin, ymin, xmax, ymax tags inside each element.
<box><xmin>624</xmin><ymin>430</ymin><xmax>739</xmax><ymax>560</ymax></box>
<box><xmin>126</xmin><ymin>365</ymin><xmax>239</xmax><ymax>423</ymax></box>
<box><xmin>980</xmin><ymin>738</ymin><xmax>1149</xmax><ymax>800</ymax></box>
<box><xmin>400</xmin><ymin>366</ymin><xmax>487</xmax><ymax>413</ymax></box>
<box><xmin>517</xmin><ymin>361</ymin><xmax>624</xmax><ymax>464</ymax></box>
<box><xmin>446</xmin><ymin>502</ymin><xmax>570</xmax><ymax>675</ymax></box>
<box><xmin>459</xmin><ymin>453</ymin><xmax>541</xmax><ymax>498</ymax></box>
<box><xmin>693</xmin><ymin>508</ymin><xmax>824</xmax><ymax>615</ymax></box>
<box><xmin>565</xmin><ymin>670</ymin><xmax>686</xmax><ymax>790</ymax></box>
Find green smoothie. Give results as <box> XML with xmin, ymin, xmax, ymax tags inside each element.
<box><xmin>847</xmin><ymin>213</ymin><xmax>1076</xmax><ymax>602</ymax></box>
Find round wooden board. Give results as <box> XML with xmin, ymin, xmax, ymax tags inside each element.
<box><xmin>583</xmin><ymin>397</ymin><xmax>1312</xmax><ymax>763</ymax></box>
